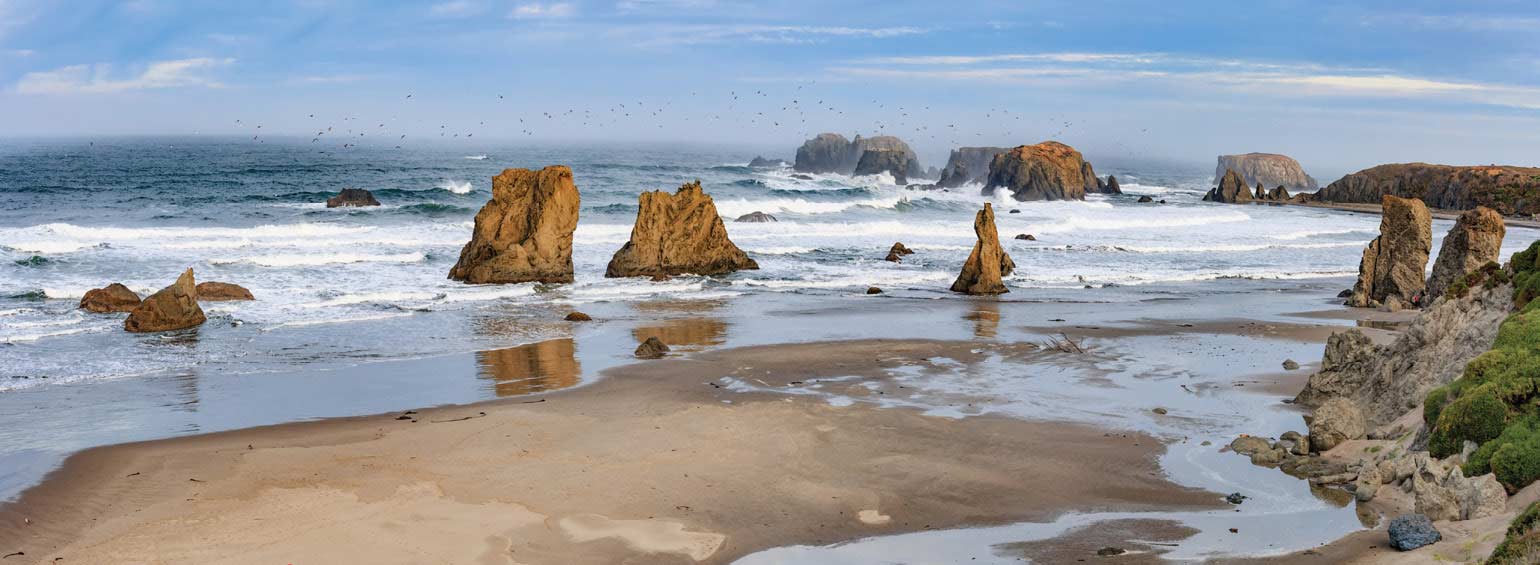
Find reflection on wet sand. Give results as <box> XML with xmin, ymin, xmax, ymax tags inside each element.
<box><xmin>964</xmin><ymin>301</ymin><xmax>1001</xmax><ymax>338</ymax></box>
<box><xmin>476</xmin><ymin>338</ymin><xmax>581</xmax><ymax>398</ymax></box>
<box><xmin>632</xmin><ymin>318</ymin><xmax>728</xmax><ymax>351</ymax></box>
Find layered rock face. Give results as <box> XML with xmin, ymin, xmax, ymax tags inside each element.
<box><xmin>195</xmin><ymin>281</ymin><xmax>254</xmax><ymax>301</ymax></box>
<box><xmin>1310</xmin><ymin>163</ymin><xmax>1540</xmax><ymax>215</ymax></box>
<box><xmin>79</xmin><ymin>283</ymin><xmax>141</xmax><ymax>313</ymax></box>
<box><xmin>1215</xmin><ymin>153</ymin><xmax>1318</xmax><ymax>192</ymax></box>
<box><xmin>606</xmin><ymin>181</ymin><xmax>758</xmax><ymax>278</ymax></box>
<box><xmin>326</xmin><ymin>188</ymin><xmax>380</xmax><ymax>208</ymax></box>
<box><xmin>853</xmin><ymin>149</ymin><xmax>914</xmax><ymax>184</ymax></box>
<box><xmin>1426</xmin><ymin>207</ymin><xmax>1506</xmax><ymax>302</ymax></box>
<box><xmin>1203</xmin><ymin>169</ymin><xmax>1255</xmax><ymax>203</ymax></box>
<box><xmin>792</xmin><ymin>133</ymin><xmax>924</xmax><ymax>179</ymax></box>
<box><xmin>936</xmin><ymin>147</ymin><xmax>1009</xmax><ymax>188</ymax></box>
<box><xmin>449</xmin><ymin>166</ymin><xmax>581</xmax><ymax>284</ymax></box>
<box><xmin>984</xmin><ymin>142</ymin><xmax>1100</xmax><ymax>201</ymax></box>
<box><xmin>124</xmin><ymin>269</ymin><xmax>206</xmax><ymax>333</ymax></box>
<box><xmin>1347</xmin><ymin>195</ymin><xmax>1432</xmax><ymax>310</ymax></box>
<box><xmin>1295</xmin><ymin>281</ymin><xmax>1510</xmax><ymax>427</ymax></box>
<box><xmin>950</xmin><ymin>204</ymin><xmax>1015</xmax><ymax>294</ymax></box>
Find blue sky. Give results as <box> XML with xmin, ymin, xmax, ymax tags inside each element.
<box><xmin>1</xmin><ymin>0</ymin><xmax>1537</xmax><ymax>172</ymax></box>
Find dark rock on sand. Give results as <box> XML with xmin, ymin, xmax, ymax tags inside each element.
<box><xmin>1225</xmin><ymin>492</ymin><xmax>1248</xmax><ymax>504</ymax></box>
<box><xmin>1346</xmin><ymin>195</ymin><xmax>1431</xmax><ymax>310</ymax></box>
<box><xmin>124</xmin><ymin>269</ymin><xmax>206</xmax><ymax>333</ymax></box>
<box><xmin>449</xmin><ymin>166</ymin><xmax>580</xmax><ymax>284</ymax></box>
<box><xmin>951</xmin><ymin>204</ymin><xmax>1015</xmax><ymax>295</ymax></box>
<box><xmin>79</xmin><ymin>283</ymin><xmax>141</xmax><ymax>313</ymax></box>
<box><xmin>1203</xmin><ymin>169</ymin><xmax>1255</xmax><ymax>203</ymax></box>
<box><xmin>1095</xmin><ymin>547</ymin><xmax>1126</xmax><ymax>557</ymax></box>
<box><xmin>195</xmin><ymin>281</ymin><xmax>254</xmax><ymax>301</ymax></box>
<box><xmin>635</xmin><ymin>336</ymin><xmax>670</xmax><ymax>359</ymax></box>
<box><xmin>985</xmin><ymin>142</ymin><xmax>1101</xmax><ymax>201</ymax></box>
<box><xmin>1425</xmin><ymin>206</ymin><xmax>1505</xmax><ymax>302</ymax></box>
<box><xmin>885</xmin><ymin>242</ymin><xmax>914</xmax><ymax>262</ymax></box>
<box><xmin>1387</xmin><ymin>514</ymin><xmax>1441</xmax><ymax>551</ymax></box>
<box><xmin>564</xmin><ymin>311</ymin><xmax>591</xmax><ymax>322</ymax></box>
<box><xmin>1216</xmin><ymin>153</ymin><xmax>1318</xmax><ymax>192</ymax></box>
<box><xmin>1310</xmin><ymin>162</ymin><xmax>1540</xmax><ymax>215</ymax></box>
<box><xmin>1137</xmin><ymin>195</ymin><xmax>1154</xmax><ymax>203</ymax></box>
<box><xmin>326</xmin><ymin>188</ymin><xmax>381</xmax><ymax>208</ymax></box>
<box><xmin>747</xmin><ymin>156</ymin><xmax>787</xmax><ymax>168</ymax></box>
<box><xmin>1283</xmin><ymin>359</ymin><xmax>1300</xmax><ymax>370</ymax></box>
<box><xmin>866</xmin><ymin>287</ymin><xmax>882</xmax><ymax>295</ymax></box>
<box><xmin>1014</xmin><ymin>234</ymin><xmax>1036</xmax><ymax>241</ymax></box>
<box><xmin>735</xmin><ymin>211</ymin><xmax>778</xmax><ymax>223</ymax></box>
<box><xmin>853</xmin><ymin>149</ymin><xmax>914</xmax><ymax>184</ymax></box>
<box><xmin>606</xmin><ymin>181</ymin><xmax>758</xmax><ymax>278</ymax></box>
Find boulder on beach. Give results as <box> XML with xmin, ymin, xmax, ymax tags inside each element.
<box><xmin>1412</xmin><ymin>454</ymin><xmax>1507</xmax><ymax>521</ymax></box>
<box><xmin>325</xmin><ymin>188</ymin><xmax>381</xmax><ymax>208</ymax></box>
<box><xmin>1310</xmin><ymin>163</ymin><xmax>1540</xmax><ymax>215</ymax></box>
<box><xmin>1346</xmin><ymin>195</ymin><xmax>1432</xmax><ymax>310</ymax></box>
<box><xmin>79</xmin><ymin>283</ymin><xmax>141</xmax><ymax>313</ymax></box>
<box><xmin>937</xmin><ymin>147</ymin><xmax>1009</xmax><ymax>188</ymax></box>
<box><xmin>735</xmin><ymin>211</ymin><xmax>778</xmax><ymax>223</ymax></box>
<box><xmin>866</xmin><ymin>287</ymin><xmax>882</xmax><ymax>295</ymax></box>
<box><xmin>1215</xmin><ymin>153</ymin><xmax>1318</xmax><ymax>192</ymax></box>
<box><xmin>564</xmin><ymin>311</ymin><xmax>591</xmax><ymax>322</ymax></box>
<box><xmin>1202</xmin><ymin>169</ymin><xmax>1255</xmax><ymax>203</ymax></box>
<box><xmin>1387</xmin><ymin>514</ymin><xmax>1441</xmax><ymax>551</ymax></box>
<box><xmin>747</xmin><ymin>156</ymin><xmax>787</xmax><ymax>168</ymax></box>
<box><xmin>1014</xmin><ymin>234</ymin><xmax>1035</xmax><ymax>241</ymax></box>
<box><xmin>885</xmin><ymin>242</ymin><xmax>914</xmax><ymax>262</ymax></box>
<box><xmin>853</xmin><ymin>149</ymin><xmax>914</xmax><ymax>184</ymax></box>
<box><xmin>1425</xmin><ymin>206</ymin><xmax>1505</xmax><ymax>302</ymax></box>
<box><xmin>950</xmin><ymin>203</ymin><xmax>1015</xmax><ymax>295</ymax></box>
<box><xmin>449</xmin><ymin>165</ymin><xmax>581</xmax><ymax>284</ymax></box>
<box><xmin>984</xmin><ymin>141</ymin><xmax>1100</xmax><ymax>201</ymax></box>
<box><xmin>124</xmin><ymin>269</ymin><xmax>206</xmax><ymax>333</ymax></box>
<box><xmin>606</xmin><ymin>180</ymin><xmax>758</xmax><ymax>278</ymax></box>
<box><xmin>1308</xmin><ymin>397</ymin><xmax>1365</xmax><ymax>452</ymax></box>
<box><xmin>635</xmin><ymin>336</ymin><xmax>670</xmax><ymax>359</ymax></box>
<box><xmin>195</xmin><ymin>281</ymin><xmax>254</xmax><ymax>301</ymax></box>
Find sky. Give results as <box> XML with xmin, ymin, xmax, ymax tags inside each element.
<box><xmin>1</xmin><ymin>0</ymin><xmax>1538</xmax><ymax>174</ymax></box>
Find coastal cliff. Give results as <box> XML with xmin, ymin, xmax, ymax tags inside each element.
<box><xmin>1309</xmin><ymin>163</ymin><xmax>1540</xmax><ymax>215</ymax></box>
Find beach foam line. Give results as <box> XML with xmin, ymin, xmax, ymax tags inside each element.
<box><xmin>264</xmin><ymin>311</ymin><xmax>416</xmax><ymax>330</ymax></box>
<box><xmin>211</xmin><ymin>251</ymin><xmax>427</xmax><ymax>267</ymax></box>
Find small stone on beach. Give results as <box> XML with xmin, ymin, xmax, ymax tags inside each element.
<box><xmin>1282</xmin><ymin>359</ymin><xmax>1299</xmax><ymax>370</ymax></box>
<box><xmin>635</xmin><ymin>336</ymin><xmax>670</xmax><ymax>359</ymax></box>
<box><xmin>564</xmin><ymin>311</ymin><xmax>592</xmax><ymax>321</ymax></box>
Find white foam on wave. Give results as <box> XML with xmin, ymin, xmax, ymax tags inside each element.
<box><xmin>265</xmin><ymin>312</ymin><xmax>416</xmax><ymax>330</ymax></box>
<box><xmin>309</xmin><ymin>291</ymin><xmax>445</xmax><ymax>308</ymax></box>
<box><xmin>212</xmin><ymin>252</ymin><xmax>427</xmax><ymax>267</ymax></box>
<box><xmin>437</xmin><ymin>180</ymin><xmax>474</xmax><ymax>194</ymax></box>
<box><xmin>1272</xmin><ymin>228</ymin><xmax>1375</xmax><ymax>241</ymax></box>
<box><xmin>463</xmin><ymin>155</ymin><xmax>489</xmax><ymax>160</ymax></box>
<box><xmin>1030</xmin><ymin>209</ymin><xmax>1252</xmax><ymax>235</ymax></box>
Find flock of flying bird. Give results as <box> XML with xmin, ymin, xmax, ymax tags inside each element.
<box><xmin>229</xmin><ymin>85</ymin><xmax>1149</xmax><ymax>157</ymax></box>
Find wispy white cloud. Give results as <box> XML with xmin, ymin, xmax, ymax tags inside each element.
<box><xmin>5</xmin><ymin>48</ymin><xmax>34</xmax><ymax>57</ymax></box>
<box><xmin>509</xmin><ymin>2</ymin><xmax>574</xmax><ymax>19</ymax></box>
<box><xmin>627</xmin><ymin>24</ymin><xmax>926</xmax><ymax>46</ymax></box>
<box><xmin>15</xmin><ymin>58</ymin><xmax>235</xmax><ymax>94</ymax></box>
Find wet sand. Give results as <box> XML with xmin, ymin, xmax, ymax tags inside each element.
<box><xmin>0</xmin><ymin>339</ymin><xmax>1221</xmax><ymax>564</ymax></box>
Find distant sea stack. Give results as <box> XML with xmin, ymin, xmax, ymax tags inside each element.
<box><xmin>1214</xmin><ymin>153</ymin><xmax>1318</xmax><ymax>192</ymax></box>
<box><xmin>1310</xmin><ymin>163</ymin><xmax>1540</xmax><ymax>215</ymax></box>
<box><xmin>984</xmin><ymin>141</ymin><xmax>1112</xmax><ymax>201</ymax></box>
<box><xmin>1204</xmin><ymin>168</ymin><xmax>1299</xmax><ymax>204</ymax></box>
<box><xmin>449</xmin><ymin>166</ymin><xmax>580</xmax><ymax>284</ymax></box>
<box><xmin>792</xmin><ymin>133</ymin><xmax>924</xmax><ymax>180</ymax></box>
<box><xmin>605</xmin><ymin>180</ymin><xmax>758</xmax><ymax>278</ymax></box>
<box><xmin>326</xmin><ymin>188</ymin><xmax>381</xmax><ymax>208</ymax></box>
<box><xmin>853</xmin><ymin>149</ymin><xmax>914</xmax><ymax>184</ymax></box>
<box><xmin>747</xmin><ymin>156</ymin><xmax>787</xmax><ymax>168</ymax></box>
<box><xmin>936</xmin><ymin>147</ymin><xmax>1009</xmax><ymax>188</ymax></box>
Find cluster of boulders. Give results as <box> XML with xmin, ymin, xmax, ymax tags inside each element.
<box><xmin>792</xmin><ymin>133</ymin><xmax>927</xmax><ymax>181</ymax></box>
<box><xmin>80</xmin><ymin>269</ymin><xmax>255</xmax><ymax>333</ymax></box>
<box><xmin>1202</xmin><ymin>168</ymin><xmax>1302</xmax><ymax>204</ymax></box>
<box><xmin>983</xmin><ymin>141</ymin><xmax>1120</xmax><ymax>201</ymax></box>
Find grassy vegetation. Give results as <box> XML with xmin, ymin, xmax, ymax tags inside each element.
<box><xmin>1486</xmin><ymin>501</ymin><xmax>1540</xmax><ymax>564</ymax></box>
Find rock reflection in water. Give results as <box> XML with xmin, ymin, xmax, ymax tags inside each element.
<box><xmin>964</xmin><ymin>301</ymin><xmax>1001</xmax><ymax>338</ymax></box>
<box><xmin>631</xmin><ymin>318</ymin><xmax>728</xmax><ymax>351</ymax></box>
<box><xmin>475</xmin><ymin>338</ymin><xmax>581</xmax><ymax>398</ymax></box>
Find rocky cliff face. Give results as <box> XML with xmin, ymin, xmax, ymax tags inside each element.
<box><xmin>605</xmin><ymin>181</ymin><xmax>758</xmax><ymax>278</ymax></box>
<box><xmin>1203</xmin><ymin>169</ymin><xmax>1255</xmax><ymax>203</ymax></box>
<box><xmin>1215</xmin><ymin>153</ymin><xmax>1318</xmax><ymax>192</ymax></box>
<box><xmin>937</xmin><ymin>147</ymin><xmax>1008</xmax><ymax>188</ymax></box>
<box><xmin>1347</xmin><ymin>195</ymin><xmax>1432</xmax><ymax>310</ymax></box>
<box><xmin>1310</xmin><ymin>163</ymin><xmax>1540</xmax><ymax>215</ymax></box>
<box><xmin>449</xmin><ymin>166</ymin><xmax>581</xmax><ymax>284</ymax></box>
<box><xmin>853</xmin><ymin>149</ymin><xmax>914</xmax><ymax>184</ymax></box>
<box><xmin>792</xmin><ymin>133</ymin><xmax>924</xmax><ymax>179</ymax></box>
<box><xmin>950</xmin><ymin>203</ymin><xmax>1015</xmax><ymax>294</ymax></box>
<box><xmin>1427</xmin><ymin>207</ymin><xmax>1506</xmax><ymax>302</ymax></box>
<box><xmin>124</xmin><ymin>269</ymin><xmax>207</xmax><ymax>333</ymax></box>
<box><xmin>984</xmin><ymin>142</ymin><xmax>1099</xmax><ymax>201</ymax></box>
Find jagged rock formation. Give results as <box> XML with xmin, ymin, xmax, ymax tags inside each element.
<box><xmin>1106</xmin><ymin>175</ymin><xmax>1121</xmax><ymax>193</ymax></box>
<box><xmin>885</xmin><ymin>242</ymin><xmax>914</xmax><ymax>262</ymax></box>
<box><xmin>195</xmin><ymin>282</ymin><xmax>254</xmax><ymax>301</ymax></box>
<box><xmin>606</xmin><ymin>181</ymin><xmax>758</xmax><ymax>278</ymax></box>
<box><xmin>1215</xmin><ymin>153</ymin><xmax>1318</xmax><ymax>192</ymax></box>
<box><xmin>1309</xmin><ymin>163</ymin><xmax>1540</xmax><ymax>215</ymax></box>
<box><xmin>853</xmin><ymin>149</ymin><xmax>914</xmax><ymax>184</ymax></box>
<box><xmin>1295</xmin><ymin>281</ymin><xmax>1511</xmax><ymax>427</ymax></box>
<box><xmin>1412</xmin><ymin>454</ymin><xmax>1508</xmax><ymax>521</ymax></box>
<box><xmin>1347</xmin><ymin>195</ymin><xmax>1432</xmax><ymax>310</ymax></box>
<box><xmin>326</xmin><ymin>188</ymin><xmax>380</xmax><ymax>208</ymax></box>
<box><xmin>79</xmin><ymin>283</ymin><xmax>141</xmax><ymax>313</ymax></box>
<box><xmin>792</xmin><ymin>133</ymin><xmax>924</xmax><ymax>179</ymax></box>
<box><xmin>1203</xmin><ymin>169</ymin><xmax>1255</xmax><ymax>203</ymax></box>
<box><xmin>124</xmin><ymin>269</ymin><xmax>206</xmax><ymax>333</ymax></box>
<box><xmin>984</xmin><ymin>142</ymin><xmax>1102</xmax><ymax>201</ymax></box>
<box><xmin>735</xmin><ymin>211</ymin><xmax>777</xmax><ymax>223</ymax></box>
<box><xmin>449</xmin><ymin>166</ymin><xmax>581</xmax><ymax>284</ymax></box>
<box><xmin>1266</xmin><ymin>186</ymin><xmax>1291</xmax><ymax>201</ymax></box>
<box><xmin>1426</xmin><ymin>207</ymin><xmax>1506</xmax><ymax>302</ymax></box>
<box><xmin>747</xmin><ymin>156</ymin><xmax>786</xmax><ymax>168</ymax></box>
<box><xmin>1080</xmin><ymin>161</ymin><xmax>1119</xmax><ymax>195</ymax></box>
<box><xmin>950</xmin><ymin>204</ymin><xmax>1015</xmax><ymax>294</ymax></box>
<box><xmin>937</xmin><ymin>147</ymin><xmax>1009</xmax><ymax>188</ymax></box>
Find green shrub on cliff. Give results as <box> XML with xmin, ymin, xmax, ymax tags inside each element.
<box><xmin>1491</xmin><ymin>434</ymin><xmax>1540</xmax><ymax>493</ymax></box>
<box><xmin>1512</xmin><ymin>241</ymin><xmax>1540</xmax><ymax>308</ymax></box>
<box><xmin>1466</xmin><ymin>416</ymin><xmax>1539</xmax><ymax>477</ymax></box>
<box><xmin>1429</xmin><ymin>387</ymin><xmax>1509</xmax><ymax>457</ymax></box>
<box><xmin>1494</xmin><ymin>306</ymin><xmax>1540</xmax><ymax>351</ymax></box>
<box><xmin>1487</xmin><ymin>501</ymin><xmax>1540</xmax><ymax>564</ymax></box>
